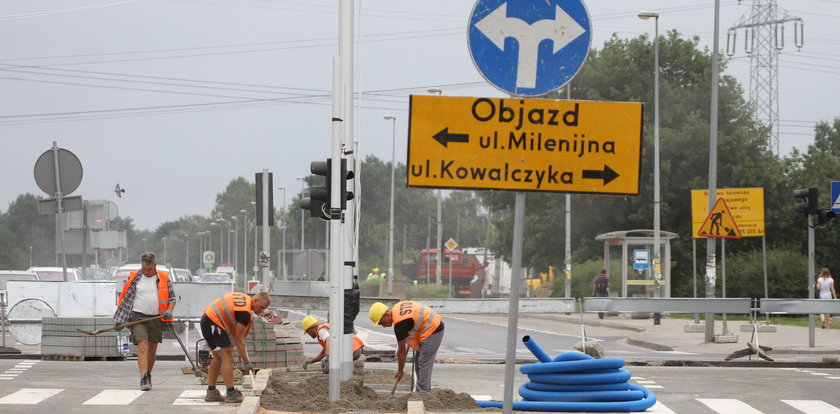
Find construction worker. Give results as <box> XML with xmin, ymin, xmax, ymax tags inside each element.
<box><xmin>113</xmin><ymin>252</ymin><xmax>175</xmax><ymax>391</ymax></box>
<box><xmin>201</xmin><ymin>291</ymin><xmax>271</xmax><ymax>403</ymax></box>
<box><xmin>301</xmin><ymin>315</ymin><xmax>365</xmax><ymax>373</ymax></box>
<box><xmin>369</xmin><ymin>301</ymin><xmax>444</xmax><ymax>392</ymax></box>
<box><xmin>366</xmin><ymin>267</ymin><xmax>382</xmax><ymax>281</ymax></box>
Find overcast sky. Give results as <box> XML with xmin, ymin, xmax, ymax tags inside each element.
<box><xmin>2</xmin><ymin>0</ymin><xmax>838</xmax><ymax>230</ymax></box>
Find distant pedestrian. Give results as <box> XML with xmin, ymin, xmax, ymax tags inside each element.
<box><xmin>816</xmin><ymin>267</ymin><xmax>836</xmax><ymax>329</ymax></box>
<box><xmin>113</xmin><ymin>252</ymin><xmax>176</xmax><ymax>391</ymax></box>
<box><xmin>592</xmin><ymin>269</ymin><xmax>610</xmax><ymax>319</ymax></box>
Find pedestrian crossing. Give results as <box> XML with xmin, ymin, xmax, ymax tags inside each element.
<box><xmin>1</xmin><ymin>387</ymin><xmax>840</xmax><ymax>412</ymax></box>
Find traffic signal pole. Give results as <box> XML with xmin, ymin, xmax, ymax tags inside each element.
<box><xmin>705</xmin><ymin>0</ymin><xmax>722</xmax><ymax>344</ymax></box>
<box><xmin>808</xmin><ymin>214</ymin><xmax>815</xmax><ymax>347</ymax></box>
<box><xmin>327</xmin><ymin>57</ymin><xmax>345</xmax><ymax>402</ymax></box>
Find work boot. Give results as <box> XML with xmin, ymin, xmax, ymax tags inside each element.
<box><xmin>140</xmin><ymin>375</ymin><xmax>151</xmax><ymax>391</ymax></box>
<box><xmin>204</xmin><ymin>388</ymin><xmax>224</xmax><ymax>402</ymax></box>
<box><xmin>225</xmin><ymin>388</ymin><xmax>243</xmax><ymax>403</ymax></box>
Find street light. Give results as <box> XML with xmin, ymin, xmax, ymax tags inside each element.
<box><xmin>277</xmin><ymin>186</ymin><xmax>287</xmax><ymax>280</ymax></box>
<box><xmin>384</xmin><ymin>115</ymin><xmax>397</xmax><ymax>295</ymax></box>
<box><xmin>250</xmin><ymin>201</ymin><xmax>256</xmax><ymax>274</ymax></box>
<box><xmin>240</xmin><ymin>210</ymin><xmax>248</xmax><ymax>278</ymax></box>
<box><xmin>639</xmin><ymin>10</ymin><xmax>661</xmax><ymax>293</ymax></box>
<box><xmin>29</xmin><ymin>246</ymin><xmax>32</xmax><ymax>267</ymax></box>
<box><xmin>216</xmin><ymin>218</ymin><xmax>226</xmax><ymax>264</ymax></box>
<box><xmin>296</xmin><ymin>176</ymin><xmax>305</xmax><ymax>252</ymax></box>
<box><xmin>428</xmin><ymin>88</ymin><xmax>443</xmax><ymax>284</ymax></box>
<box><xmin>232</xmin><ymin>216</ymin><xmax>239</xmax><ymax>276</ymax></box>
<box><xmin>142</xmin><ymin>238</ymin><xmax>147</xmax><ymax>252</ymax></box>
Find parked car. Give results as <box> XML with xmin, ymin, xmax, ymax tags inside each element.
<box><xmin>171</xmin><ymin>268</ymin><xmax>193</xmax><ymax>283</ymax></box>
<box><xmin>0</xmin><ymin>270</ymin><xmax>38</xmax><ymax>295</ymax></box>
<box><xmin>76</xmin><ymin>267</ymin><xmax>112</xmax><ymax>281</ymax></box>
<box><xmin>27</xmin><ymin>267</ymin><xmax>82</xmax><ymax>281</ymax></box>
<box><xmin>200</xmin><ymin>272</ymin><xmax>232</xmax><ymax>283</ymax></box>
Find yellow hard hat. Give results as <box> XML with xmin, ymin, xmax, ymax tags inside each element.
<box><xmin>301</xmin><ymin>315</ymin><xmax>318</xmax><ymax>332</ymax></box>
<box><xmin>369</xmin><ymin>302</ymin><xmax>389</xmax><ymax>325</ymax></box>
<box><xmin>373</xmin><ymin>267</ymin><xmax>380</xmax><ymax>273</ymax></box>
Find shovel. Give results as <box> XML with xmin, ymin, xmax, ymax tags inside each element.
<box><xmin>389</xmin><ymin>378</ymin><xmax>400</xmax><ymax>397</ymax></box>
<box><xmin>76</xmin><ymin>315</ymin><xmax>161</xmax><ymax>336</ymax></box>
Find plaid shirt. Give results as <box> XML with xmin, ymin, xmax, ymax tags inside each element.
<box><xmin>113</xmin><ymin>271</ymin><xmax>176</xmax><ymax>330</ymax></box>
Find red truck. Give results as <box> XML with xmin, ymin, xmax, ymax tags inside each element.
<box><xmin>401</xmin><ymin>249</ymin><xmax>488</xmax><ymax>297</ymax></box>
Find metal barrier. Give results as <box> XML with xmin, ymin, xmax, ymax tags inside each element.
<box><xmin>269</xmin><ymin>295</ymin><xmax>576</xmax><ymax>314</ymax></box>
<box><xmin>583</xmin><ymin>297</ymin><xmax>752</xmax><ymax>314</ymax></box>
<box><xmin>760</xmin><ymin>299</ymin><xmax>840</xmax><ymax>314</ymax></box>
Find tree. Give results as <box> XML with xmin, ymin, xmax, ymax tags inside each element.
<box><xmin>0</xmin><ymin>193</ymin><xmax>55</xmax><ymax>268</ymax></box>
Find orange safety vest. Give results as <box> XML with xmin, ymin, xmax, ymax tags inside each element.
<box><xmin>204</xmin><ymin>292</ymin><xmax>254</xmax><ymax>337</ymax></box>
<box><xmin>316</xmin><ymin>323</ymin><xmax>364</xmax><ymax>353</ymax></box>
<box><xmin>391</xmin><ymin>300</ymin><xmax>442</xmax><ymax>350</ymax></box>
<box><xmin>117</xmin><ymin>270</ymin><xmax>173</xmax><ymax>321</ymax></box>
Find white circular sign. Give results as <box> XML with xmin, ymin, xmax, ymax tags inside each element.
<box><xmin>203</xmin><ymin>251</ymin><xmax>215</xmax><ymax>263</ymax></box>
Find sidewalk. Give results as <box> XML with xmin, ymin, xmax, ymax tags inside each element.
<box><xmin>453</xmin><ymin>312</ymin><xmax>840</xmax><ymax>362</ymax></box>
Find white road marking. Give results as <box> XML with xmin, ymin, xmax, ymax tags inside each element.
<box><xmin>810</xmin><ymin>372</ymin><xmax>830</xmax><ymax>376</ymax></box>
<box><xmin>173</xmin><ymin>389</ymin><xmax>220</xmax><ymax>406</ymax></box>
<box><xmin>826</xmin><ymin>377</ymin><xmax>840</xmax><ymax>380</ymax></box>
<box><xmin>631</xmin><ymin>376</ymin><xmax>646</xmax><ymax>380</ymax></box>
<box><xmin>0</xmin><ymin>388</ymin><xmax>63</xmax><ymax>404</ymax></box>
<box><xmin>83</xmin><ymin>390</ymin><xmax>145</xmax><ymax>405</ymax></box>
<box><xmin>635</xmin><ymin>380</ymin><xmax>657</xmax><ymax>384</ymax></box>
<box><xmin>645</xmin><ymin>385</ymin><xmax>664</xmax><ymax>389</ymax></box>
<box><xmin>698</xmin><ymin>398</ymin><xmax>763</xmax><ymax>413</ymax></box>
<box><xmin>471</xmin><ymin>394</ymin><xmax>492</xmax><ymax>400</ymax></box>
<box><xmin>781</xmin><ymin>399</ymin><xmax>840</xmax><ymax>413</ymax></box>
<box><xmin>648</xmin><ymin>401</ymin><xmax>677</xmax><ymax>413</ymax></box>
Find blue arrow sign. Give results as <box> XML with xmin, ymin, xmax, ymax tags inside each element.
<box><xmin>468</xmin><ymin>0</ymin><xmax>592</xmax><ymax>96</ymax></box>
<box><xmin>832</xmin><ymin>181</ymin><xmax>840</xmax><ymax>213</ymax></box>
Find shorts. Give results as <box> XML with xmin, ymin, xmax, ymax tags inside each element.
<box><xmin>200</xmin><ymin>314</ymin><xmax>231</xmax><ymax>351</ymax></box>
<box><xmin>129</xmin><ymin>312</ymin><xmax>163</xmax><ymax>344</ymax></box>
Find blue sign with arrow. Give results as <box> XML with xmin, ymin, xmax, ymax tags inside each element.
<box><xmin>832</xmin><ymin>181</ymin><xmax>840</xmax><ymax>213</ymax></box>
<box><xmin>468</xmin><ymin>0</ymin><xmax>592</xmax><ymax>96</ymax></box>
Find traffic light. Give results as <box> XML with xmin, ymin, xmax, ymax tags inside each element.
<box><xmin>301</xmin><ymin>160</ymin><xmax>330</xmax><ymax>220</ymax></box>
<box><xmin>339</xmin><ymin>158</ymin><xmax>354</xmax><ymax>210</ymax></box>
<box><xmin>818</xmin><ymin>208</ymin><xmax>836</xmax><ymax>226</ymax></box>
<box><xmin>793</xmin><ymin>187</ymin><xmax>818</xmax><ymax>216</ymax></box>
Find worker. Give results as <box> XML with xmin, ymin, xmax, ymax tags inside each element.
<box><xmin>301</xmin><ymin>315</ymin><xmax>365</xmax><ymax>373</ymax></box>
<box><xmin>201</xmin><ymin>291</ymin><xmax>271</xmax><ymax>403</ymax></box>
<box><xmin>113</xmin><ymin>252</ymin><xmax>175</xmax><ymax>391</ymax></box>
<box><xmin>369</xmin><ymin>301</ymin><xmax>444</xmax><ymax>392</ymax></box>
<box><xmin>367</xmin><ymin>267</ymin><xmax>382</xmax><ymax>281</ymax></box>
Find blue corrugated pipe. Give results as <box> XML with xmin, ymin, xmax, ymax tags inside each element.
<box><xmin>475</xmin><ymin>335</ymin><xmax>657</xmax><ymax>412</ymax></box>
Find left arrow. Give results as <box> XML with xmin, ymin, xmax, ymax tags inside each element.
<box><xmin>433</xmin><ymin>128</ymin><xmax>470</xmax><ymax>148</ymax></box>
<box><xmin>582</xmin><ymin>165</ymin><xmax>619</xmax><ymax>185</ymax></box>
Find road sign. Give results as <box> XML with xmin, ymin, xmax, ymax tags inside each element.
<box><xmin>37</xmin><ymin>195</ymin><xmax>83</xmax><ymax>215</ymax></box>
<box><xmin>33</xmin><ymin>147</ymin><xmax>83</xmax><ymax>196</ymax></box>
<box><xmin>690</xmin><ymin>188</ymin><xmax>764</xmax><ymax>237</ymax></box>
<box><xmin>697</xmin><ymin>198</ymin><xmax>742</xmax><ymax>239</ymax></box>
<box><xmin>832</xmin><ymin>181</ymin><xmax>840</xmax><ymax>213</ymax></box>
<box><xmin>633</xmin><ymin>249</ymin><xmax>649</xmax><ymax>270</ymax></box>
<box><xmin>407</xmin><ymin>95</ymin><xmax>643</xmax><ymax>194</ymax></box>
<box><xmin>445</xmin><ymin>238</ymin><xmax>458</xmax><ymax>251</ymax></box>
<box><xmin>468</xmin><ymin>0</ymin><xmax>591</xmax><ymax>96</ymax></box>
<box><xmin>203</xmin><ymin>251</ymin><xmax>215</xmax><ymax>264</ymax></box>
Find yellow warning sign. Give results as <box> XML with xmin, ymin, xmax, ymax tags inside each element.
<box><xmin>406</xmin><ymin>95</ymin><xmax>643</xmax><ymax>194</ymax></box>
<box><xmin>697</xmin><ymin>198</ymin><xmax>742</xmax><ymax>239</ymax></box>
<box><xmin>690</xmin><ymin>188</ymin><xmax>765</xmax><ymax>237</ymax></box>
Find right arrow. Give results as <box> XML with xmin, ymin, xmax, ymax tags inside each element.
<box><xmin>582</xmin><ymin>165</ymin><xmax>619</xmax><ymax>185</ymax></box>
<box><xmin>433</xmin><ymin>128</ymin><xmax>470</xmax><ymax>148</ymax></box>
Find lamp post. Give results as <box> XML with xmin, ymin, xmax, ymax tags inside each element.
<box><xmin>384</xmin><ymin>115</ymin><xmax>397</xmax><ymax>295</ymax></box>
<box><xmin>162</xmin><ymin>236</ymin><xmax>168</xmax><ymax>264</ymax></box>
<box><xmin>277</xmin><ymin>186</ymin><xmax>287</xmax><ymax>280</ymax></box>
<box><xmin>29</xmin><ymin>246</ymin><xmax>32</xmax><ymax>267</ymax></box>
<box><xmin>240</xmin><ymin>210</ymin><xmax>248</xmax><ymax>278</ymax></box>
<box><xmin>296</xmin><ymin>176</ymin><xmax>305</xmax><ymax>252</ymax></box>
<box><xmin>250</xmin><ymin>201</ymin><xmax>256</xmax><ymax>274</ymax></box>
<box><xmin>210</xmin><ymin>221</ymin><xmax>223</xmax><ymax>267</ymax></box>
<box><xmin>638</xmin><ymin>10</ymin><xmax>661</xmax><ymax>296</ymax></box>
<box><xmin>232</xmin><ymin>216</ymin><xmax>239</xmax><ymax>276</ymax></box>
<box><xmin>428</xmin><ymin>88</ymin><xmax>443</xmax><ymax>284</ymax></box>
<box><xmin>142</xmin><ymin>238</ymin><xmax>147</xmax><ymax>252</ymax></box>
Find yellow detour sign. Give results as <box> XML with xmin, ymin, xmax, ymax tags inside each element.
<box><xmin>697</xmin><ymin>198</ymin><xmax>742</xmax><ymax>239</ymax></box>
<box><xmin>407</xmin><ymin>95</ymin><xmax>643</xmax><ymax>194</ymax></box>
<box><xmin>690</xmin><ymin>188</ymin><xmax>765</xmax><ymax>237</ymax></box>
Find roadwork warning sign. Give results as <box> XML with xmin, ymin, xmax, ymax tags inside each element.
<box><xmin>406</xmin><ymin>95</ymin><xmax>643</xmax><ymax>194</ymax></box>
<box><xmin>697</xmin><ymin>198</ymin><xmax>742</xmax><ymax>239</ymax></box>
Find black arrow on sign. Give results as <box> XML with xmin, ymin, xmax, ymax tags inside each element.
<box><xmin>433</xmin><ymin>128</ymin><xmax>470</xmax><ymax>148</ymax></box>
<box><xmin>582</xmin><ymin>165</ymin><xmax>620</xmax><ymax>185</ymax></box>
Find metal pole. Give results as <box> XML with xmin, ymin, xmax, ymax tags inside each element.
<box><xmin>564</xmin><ymin>84</ymin><xmax>572</xmax><ymax>299</ymax></box>
<box><xmin>262</xmin><ymin>169</ymin><xmax>271</xmax><ymax>292</ymax></box>
<box><xmin>705</xmin><ymin>0</ymin><xmax>722</xmax><ymax>343</ymax></box>
<box><xmin>241</xmin><ymin>210</ymin><xmax>248</xmax><ymax>278</ymax></box>
<box><xmin>186</xmin><ymin>233</ymin><xmax>189</xmax><ymax>271</ymax></box>
<box><xmin>808</xmin><ymin>214</ymin><xmax>815</xmax><ymax>347</ymax></box>
<box><xmin>299</xmin><ymin>177</ymin><xmax>305</xmax><ymax>252</ymax></box>
<box><xmin>763</xmin><ymin>236</ymin><xmax>769</xmax><ymax>322</ymax></box>
<box><xmin>233</xmin><ymin>218</ymin><xmax>238</xmax><ymax>286</ymax></box>
<box><xmin>722</xmin><ymin>238</ymin><xmax>728</xmax><ymax>335</ymax></box>
<box><xmin>279</xmin><ymin>188</ymin><xmax>287</xmax><ymax>280</ymax></box>
<box><xmin>426</xmin><ymin>212</ymin><xmax>431</xmax><ymax>284</ymax></box>
<box><xmin>436</xmin><ymin>190</ymin><xmax>443</xmax><ymax>284</ymax></box>
<box><xmin>653</xmin><ymin>14</ymin><xmax>662</xmax><ymax>298</ymax></box>
<box><xmin>51</xmin><ymin>142</ymin><xmax>69</xmax><ymax>282</ymax></box>
<box><xmin>693</xmin><ymin>238</ymin><xmax>699</xmax><ymax>323</ymax></box>
<box><xmin>328</xmin><ymin>55</ymin><xmax>345</xmax><ymax>401</ymax></box>
<box><xmin>503</xmin><ymin>192</ymin><xmax>526</xmax><ymax>414</ymax></box>
<box><xmin>385</xmin><ymin>115</ymin><xmax>396</xmax><ymax>296</ymax></box>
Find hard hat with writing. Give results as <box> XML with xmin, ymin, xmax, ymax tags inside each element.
<box><xmin>368</xmin><ymin>302</ymin><xmax>389</xmax><ymax>325</ymax></box>
<box><xmin>301</xmin><ymin>315</ymin><xmax>318</xmax><ymax>332</ymax></box>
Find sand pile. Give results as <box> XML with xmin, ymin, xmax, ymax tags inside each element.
<box><xmin>259</xmin><ymin>370</ymin><xmax>482</xmax><ymax>413</ymax></box>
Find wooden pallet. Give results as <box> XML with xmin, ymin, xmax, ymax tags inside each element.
<box><xmin>41</xmin><ymin>354</ymin><xmax>126</xmax><ymax>361</ymax></box>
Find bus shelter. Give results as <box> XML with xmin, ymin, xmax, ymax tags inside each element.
<box><xmin>595</xmin><ymin>229</ymin><xmax>679</xmax><ymax>298</ymax></box>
